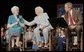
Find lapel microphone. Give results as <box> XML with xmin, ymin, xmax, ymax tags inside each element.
<box><xmin>17</xmin><ymin>15</ymin><xmax>19</xmax><ymax>18</ymax></box>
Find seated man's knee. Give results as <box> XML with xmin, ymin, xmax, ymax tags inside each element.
<box><xmin>76</xmin><ymin>25</ymin><xmax>82</xmax><ymax>31</ymax></box>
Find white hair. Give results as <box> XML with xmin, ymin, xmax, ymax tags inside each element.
<box><xmin>11</xmin><ymin>6</ymin><xmax>19</xmax><ymax>12</ymax></box>
<box><xmin>35</xmin><ymin>6</ymin><xmax>44</xmax><ymax>13</ymax></box>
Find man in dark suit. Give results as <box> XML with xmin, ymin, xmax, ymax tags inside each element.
<box><xmin>62</xmin><ymin>2</ymin><xmax>83</xmax><ymax>50</ymax></box>
<box><xmin>62</xmin><ymin>2</ymin><xmax>83</xmax><ymax>36</ymax></box>
<box><xmin>63</xmin><ymin>2</ymin><xmax>82</xmax><ymax>30</ymax></box>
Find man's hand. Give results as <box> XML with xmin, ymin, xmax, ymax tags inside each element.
<box><xmin>69</xmin><ymin>25</ymin><xmax>76</xmax><ymax>29</ymax></box>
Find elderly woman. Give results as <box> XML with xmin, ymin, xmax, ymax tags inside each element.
<box><xmin>7</xmin><ymin>6</ymin><xmax>28</xmax><ymax>48</ymax></box>
<box><xmin>25</xmin><ymin>6</ymin><xmax>53</xmax><ymax>48</ymax></box>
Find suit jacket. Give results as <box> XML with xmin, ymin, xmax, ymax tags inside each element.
<box><xmin>64</xmin><ymin>9</ymin><xmax>82</xmax><ymax>25</ymax></box>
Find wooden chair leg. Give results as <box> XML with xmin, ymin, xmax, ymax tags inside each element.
<box><xmin>22</xmin><ymin>35</ymin><xmax>25</xmax><ymax>51</ymax></box>
<box><xmin>49</xmin><ymin>31</ymin><xmax>52</xmax><ymax>51</ymax></box>
<box><xmin>80</xmin><ymin>32</ymin><xmax>83</xmax><ymax>51</ymax></box>
<box><xmin>65</xmin><ymin>28</ymin><xmax>69</xmax><ymax>51</ymax></box>
<box><xmin>8</xmin><ymin>40</ymin><xmax>11</xmax><ymax>51</ymax></box>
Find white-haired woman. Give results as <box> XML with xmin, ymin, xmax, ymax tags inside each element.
<box><xmin>7</xmin><ymin>6</ymin><xmax>26</xmax><ymax>48</ymax></box>
<box><xmin>25</xmin><ymin>6</ymin><xmax>53</xmax><ymax>48</ymax></box>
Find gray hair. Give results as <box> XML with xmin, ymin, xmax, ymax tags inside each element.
<box><xmin>35</xmin><ymin>6</ymin><xmax>44</xmax><ymax>13</ymax></box>
<box><xmin>11</xmin><ymin>6</ymin><xmax>19</xmax><ymax>12</ymax></box>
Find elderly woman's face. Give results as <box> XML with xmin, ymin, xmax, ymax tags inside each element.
<box><xmin>35</xmin><ymin>9</ymin><xmax>42</xmax><ymax>16</ymax></box>
<box><xmin>12</xmin><ymin>8</ymin><xmax>19</xmax><ymax>15</ymax></box>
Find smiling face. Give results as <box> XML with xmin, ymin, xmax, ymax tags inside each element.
<box><xmin>64</xmin><ymin>2</ymin><xmax>72</xmax><ymax>12</ymax></box>
<box><xmin>35</xmin><ymin>6</ymin><xmax>43</xmax><ymax>16</ymax></box>
<box><xmin>35</xmin><ymin>9</ymin><xmax>41</xmax><ymax>16</ymax></box>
